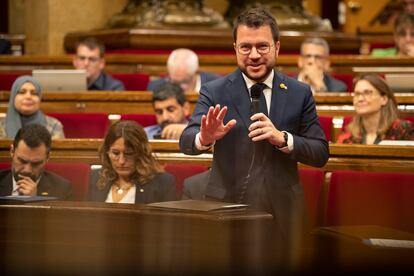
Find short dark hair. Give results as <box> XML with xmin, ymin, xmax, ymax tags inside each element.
<box><xmin>76</xmin><ymin>37</ymin><xmax>105</xmax><ymax>57</ymax></box>
<box><xmin>152</xmin><ymin>82</ymin><xmax>187</xmax><ymax>106</ymax></box>
<box><xmin>13</xmin><ymin>124</ymin><xmax>52</xmax><ymax>154</ymax></box>
<box><xmin>394</xmin><ymin>13</ymin><xmax>414</xmax><ymax>33</ymax></box>
<box><xmin>232</xmin><ymin>7</ymin><xmax>280</xmax><ymax>43</ymax></box>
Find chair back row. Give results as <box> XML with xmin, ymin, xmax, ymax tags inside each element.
<box><xmin>1</xmin><ymin>161</ymin><xmax>413</xmax><ymax>233</ymax></box>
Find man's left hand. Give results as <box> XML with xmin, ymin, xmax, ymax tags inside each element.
<box><xmin>248</xmin><ymin>113</ymin><xmax>286</xmax><ymax>147</ymax></box>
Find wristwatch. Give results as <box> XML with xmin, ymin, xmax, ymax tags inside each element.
<box><xmin>277</xmin><ymin>132</ymin><xmax>288</xmax><ymax>148</ymax></box>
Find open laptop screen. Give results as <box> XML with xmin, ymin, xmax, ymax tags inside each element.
<box><xmin>32</xmin><ymin>69</ymin><xmax>87</xmax><ymax>91</ymax></box>
<box><xmin>384</xmin><ymin>74</ymin><xmax>414</xmax><ymax>92</ymax></box>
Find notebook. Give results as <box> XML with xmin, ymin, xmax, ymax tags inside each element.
<box><xmin>384</xmin><ymin>73</ymin><xmax>414</xmax><ymax>92</ymax></box>
<box><xmin>32</xmin><ymin>69</ymin><xmax>87</xmax><ymax>91</ymax></box>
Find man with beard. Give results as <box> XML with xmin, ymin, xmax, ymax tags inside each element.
<box><xmin>145</xmin><ymin>82</ymin><xmax>190</xmax><ymax>140</ymax></box>
<box><xmin>0</xmin><ymin>124</ymin><xmax>72</xmax><ymax>199</ymax></box>
<box><xmin>180</xmin><ymin>7</ymin><xmax>329</xmax><ymax>271</ymax></box>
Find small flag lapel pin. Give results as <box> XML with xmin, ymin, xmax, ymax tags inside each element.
<box><xmin>279</xmin><ymin>83</ymin><xmax>287</xmax><ymax>90</ymax></box>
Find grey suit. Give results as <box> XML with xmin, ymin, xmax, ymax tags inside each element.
<box><xmin>147</xmin><ymin>72</ymin><xmax>220</xmax><ymax>92</ymax></box>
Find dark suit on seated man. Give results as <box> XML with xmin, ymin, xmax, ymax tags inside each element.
<box><xmin>181</xmin><ymin>170</ymin><xmax>210</xmax><ymax>200</ymax></box>
<box><xmin>147</xmin><ymin>48</ymin><xmax>220</xmax><ymax>93</ymax></box>
<box><xmin>0</xmin><ymin>124</ymin><xmax>72</xmax><ymax>199</ymax></box>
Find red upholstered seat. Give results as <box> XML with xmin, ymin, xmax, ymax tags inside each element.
<box><xmin>164</xmin><ymin>163</ymin><xmax>209</xmax><ymax>197</ymax></box>
<box><xmin>325</xmin><ymin>170</ymin><xmax>414</xmax><ymax>233</ymax></box>
<box><xmin>299</xmin><ymin>168</ymin><xmax>325</xmax><ymax>229</ymax></box>
<box><xmin>0</xmin><ymin>72</ymin><xmax>27</xmax><ymax>90</ymax></box>
<box><xmin>120</xmin><ymin>114</ymin><xmax>157</xmax><ymax>128</ymax></box>
<box><xmin>110</xmin><ymin>73</ymin><xmax>150</xmax><ymax>91</ymax></box>
<box><xmin>45</xmin><ymin>163</ymin><xmax>91</xmax><ymax>201</ymax></box>
<box><xmin>318</xmin><ymin>115</ymin><xmax>333</xmax><ymax>142</ymax></box>
<box><xmin>47</xmin><ymin>113</ymin><xmax>109</xmax><ymax>138</ymax></box>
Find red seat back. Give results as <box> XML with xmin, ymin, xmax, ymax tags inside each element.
<box><xmin>110</xmin><ymin>73</ymin><xmax>150</xmax><ymax>91</ymax></box>
<box><xmin>45</xmin><ymin>163</ymin><xmax>91</xmax><ymax>201</ymax></box>
<box><xmin>299</xmin><ymin>168</ymin><xmax>325</xmax><ymax>229</ymax></box>
<box><xmin>164</xmin><ymin>163</ymin><xmax>208</xmax><ymax>197</ymax></box>
<box><xmin>47</xmin><ymin>113</ymin><xmax>109</xmax><ymax>138</ymax></box>
<box><xmin>325</xmin><ymin>170</ymin><xmax>414</xmax><ymax>233</ymax></box>
<box><xmin>0</xmin><ymin>72</ymin><xmax>28</xmax><ymax>90</ymax></box>
<box><xmin>318</xmin><ymin>115</ymin><xmax>333</xmax><ymax>142</ymax></box>
<box><xmin>120</xmin><ymin>114</ymin><xmax>157</xmax><ymax>127</ymax></box>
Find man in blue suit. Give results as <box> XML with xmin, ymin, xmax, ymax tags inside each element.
<box><xmin>180</xmin><ymin>7</ymin><xmax>329</xmax><ymax>265</ymax></box>
<box><xmin>147</xmin><ymin>48</ymin><xmax>219</xmax><ymax>94</ymax></box>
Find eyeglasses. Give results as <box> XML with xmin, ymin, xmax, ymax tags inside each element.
<box><xmin>396</xmin><ymin>30</ymin><xmax>414</xmax><ymax>38</ymax></box>
<box><xmin>236</xmin><ymin>43</ymin><xmax>274</xmax><ymax>55</ymax></box>
<box><xmin>108</xmin><ymin>150</ymin><xmax>135</xmax><ymax>161</ymax></box>
<box><xmin>76</xmin><ymin>55</ymin><xmax>100</xmax><ymax>63</ymax></box>
<box><xmin>352</xmin><ymin>90</ymin><xmax>375</xmax><ymax>98</ymax></box>
<box><xmin>301</xmin><ymin>54</ymin><xmax>327</xmax><ymax>61</ymax></box>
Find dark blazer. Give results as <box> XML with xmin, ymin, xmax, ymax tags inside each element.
<box><xmin>323</xmin><ymin>74</ymin><xmax>348</xmax><ymax>92</ymax></box>
<box><xmin>88</xmin><ymin>169</ymin><xmax>177</xmax><ymax>204</ymax></box>
<box><xmin>181</xmin><ymin>170</ymin><xmax>210</xmax><ymax>200</ymax></box>
<box><xmin>147</xmin><ymin>72</ymin><xmax>220</xmax><ymax>92</ymax></box>
<box><xmin>0</xmin><ymin>169</ymin><xmax>72</xmax><ymax>199</ymax></box>
<box><xmin>180</xmin><ymin>69</ymin><xmax>329</xmax><ymax>228</ymax></box>
<box><xmin>89</xmin><ymin>72</ymin><xmax>125</xmax><ymax>91</ymax></box>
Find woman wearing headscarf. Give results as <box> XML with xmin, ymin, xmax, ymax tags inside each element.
<box><xmin>0</xmin><ymin>75</ymin><xmax>65</xmax><ymax>139</ymax></box>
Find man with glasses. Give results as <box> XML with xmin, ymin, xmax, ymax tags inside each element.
<box><xmin>297</xmin><ymin>37</ymin><xmax>347</xmax><ymax>93</ymax></box>
<box><xmin>72</xmin><ymin>37</ymin><xmax>124</xmax><ymax>91</ymax></box>
<box><xmin>0</xmin><ymin>124</ymin><xmax>72</xmax><ymax>199</ymax></box>
<box><xmin>147</xmin><ymin>48</ymin><xmax>219</xmax><ymax>94</ymax></box>
<box><xmin>180</xmin><ymin>7</ymin><xmax>329</xmax><ymax>268</ymax></box>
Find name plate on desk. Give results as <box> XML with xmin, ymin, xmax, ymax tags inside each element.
<box><xmin>146</xmin><ymin>199</ymin><xmax>248</xmax><ymax>213</ymax></box>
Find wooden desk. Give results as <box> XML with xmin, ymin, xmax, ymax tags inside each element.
<box><xmin>1</xmin><ymin>140</ymin><xmax>413</xmax><ymax>174</ymax></box>
<box><xmin>0</xmin><ymin>91</ymin><xmax>413</xmax><ymax>119</ymax></box>
<box><xmin>0</xmin><ymin>201</ymin><xmax>276</xmax><ymax>274</ymax></box>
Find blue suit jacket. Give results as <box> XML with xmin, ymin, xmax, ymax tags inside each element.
<box><xmin>180</xmin><ymin>69</ymin><xmax>329</xmax><ymax>227</ymax></box>
<box><xmin>147</xmin><ymin>72</ymin><xmax>220</xmax><ymax>92</ymax></box>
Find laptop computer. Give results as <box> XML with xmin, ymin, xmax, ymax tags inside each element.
<box><xmin>32</xmin><ymin>69</ymin><xmax>87</xmax><ymax>91</ymax></box>
<box><xmin>384</xmin><ymin>74</ymin><xmax>414</xmax><ymax>92</ymax></box>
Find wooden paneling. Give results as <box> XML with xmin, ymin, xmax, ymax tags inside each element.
<box><xmin>2</xmin><ymin>54</ymin><xmax>414</xmax><ymax>75</ymax></box>
<box><xmin>1</xmin><ymin>140</ymin><xmax>413</xmax><ymax>174</ymax></box>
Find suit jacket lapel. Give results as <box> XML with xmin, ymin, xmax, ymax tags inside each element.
<box><xmin>270</xmin><ymin>72</ymin><xmax>288</xmax><ymax>126</ymax></box>
<box><xmin>0</xmin><ymin>171</ymin><xmax>13</xmax><ymax>195</ymax></box>
<box><xmin>228</xmin><ymin>70</ymin><xmax>253</xmax><ymax>130</ymax></box>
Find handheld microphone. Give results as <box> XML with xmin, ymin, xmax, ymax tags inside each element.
<box><xmin>250</xmin><ymin>83</ymin><xmax>264</xmax><ymax>116</ymax></box>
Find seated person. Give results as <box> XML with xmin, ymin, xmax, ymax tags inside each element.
<box><xmin>337</xmin><ymin>73</ymin><xmax>414</xmax><ymax>144</ymax></box>
<box><xmin>297</xmin><ymin>37</ymin><xmax>347</xmax><ymax>93</ymax></box>
<box><xmin>88</xmin><ymin>120</ymin><xmax>177</xmax><ymax>204</ymax></box>
<box><xmin>72</xmin><ymin>37</ymin><xmax>125</xmax><ymax>91</ymax></box>
<box><xmin>0</xmin><ymin>75</ymin><xmax>65</xmax><ymax>139</ymax></box>
<box><xmin>147</xmin><ymin>48</ymin><xmax>220</xmax><ymax>93</ymax></box>
<box><xmin>181</xmin><ymin>170</ymin><xmax>210</xmax><ymax>200</ymax></box>
<box><xmin>372</xmin><ymin>13</ymin><xmax>414</xmax><ymax>57</ymax></box>
<box><xmin>145</xmin><ymin>82</ymin><xmax>190</xmax><ymax>140</ymax></box>
<box><xmin>0</xmin><ymin>124</ymin><xmax>72</xmax><ymax>199</ymax></box>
